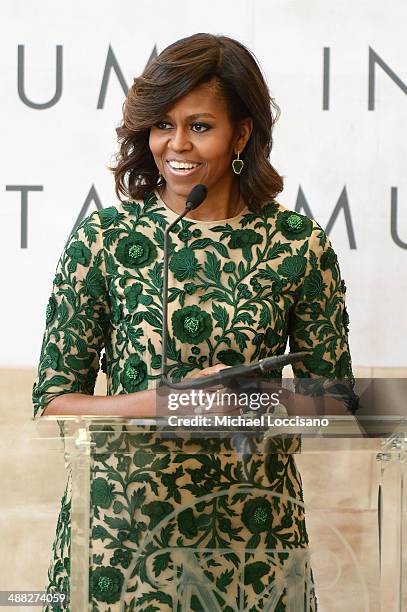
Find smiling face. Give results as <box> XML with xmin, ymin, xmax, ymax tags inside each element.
<box><xmin>149</xmin><ymin>80</ymin><xmax>252</xmax><ymax>214</ymax></box>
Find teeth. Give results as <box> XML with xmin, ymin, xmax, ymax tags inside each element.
<box><xmin>168</xmin><ymin>161</ymin><xmax>199</xmax><ymax>170</ymax></box>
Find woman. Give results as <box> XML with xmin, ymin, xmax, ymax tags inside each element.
<box><xmin>33</xmin><ymin>33</ymin><xmax>354</xmax><ymax>611</ymax></box>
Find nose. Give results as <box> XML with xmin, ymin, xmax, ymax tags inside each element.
<box><xmin>168</xmin><ymin>126</ymin><xmax>193</xmax><ymax>153</ymax></box>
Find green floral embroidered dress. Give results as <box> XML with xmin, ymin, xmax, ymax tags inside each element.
<box><xmin>32</xmin><ymin>191</ymin><xmax>353</xmax><ymax>611</ymax></box>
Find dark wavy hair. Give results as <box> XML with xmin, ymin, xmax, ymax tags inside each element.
<box><xmin>109</xmin><ymin>33</ymin><xmax>284</xmax><ymax>213</ymax></box>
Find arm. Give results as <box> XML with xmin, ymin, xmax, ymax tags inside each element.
<box><xmin>32</xmin><ymin>210</ymin><xmax>156</xmax><ymax>419</ymax></box>
<box><xmin>42</xmin><ymin>389</ymin><xmax>157</xmax><ymax>417</ymax></box>
<box><xmin>285</xmin><ymin>222</ymin><xmax>358</xmax><ymax>416</ymax></box>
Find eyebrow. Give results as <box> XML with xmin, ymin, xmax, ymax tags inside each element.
<box><xmin>163</xmin><ymin>113</ymin><xmax>216</xmax><ymax>120</ymax></box>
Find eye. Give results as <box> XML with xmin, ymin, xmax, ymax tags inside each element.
<box><xmin>191</xmin><ymin>122</ymin><xmax>211</xmax><ymax>133</ymax></box>
<box><xmin>154</xmin><ymin>120</ymin><xmax>211</xmax><ymax>134</ymax></box>
<box><xmin>154</xmin><ymin>120</ymin><xmax>172</xmax><ymax>130</ymax></box>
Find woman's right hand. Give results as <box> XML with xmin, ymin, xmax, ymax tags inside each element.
<box><xmin>181</xmin><ymin>364</ymin><xmax>241</xmax><ymax>415</ymax></box>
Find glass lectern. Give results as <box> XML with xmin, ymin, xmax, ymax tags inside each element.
<box><xmin>32</xmin><ymin>415</ymin><xmax>406</xmax><ymax>612</ymax></box>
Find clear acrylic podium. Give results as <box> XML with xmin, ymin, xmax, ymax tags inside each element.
<box><xmin>32</xmin><ymin>415</ymin><xmax>407</xmax><ymax>612</ymax></box>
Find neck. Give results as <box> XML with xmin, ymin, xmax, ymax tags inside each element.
<box><xmin>159</xmin><ymin>179</ymin><xmax>244</xmax><ymax>221</ymax></box>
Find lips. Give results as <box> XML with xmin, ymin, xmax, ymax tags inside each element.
<box><xmin>165</xmin><ymin>160</ymin><xmax>203</xmax><ymax>177</ymax></box>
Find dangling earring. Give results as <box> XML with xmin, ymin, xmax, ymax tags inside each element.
<box><xmin>232</xmin><ymin>151</ymin><xmax>244</xmax><ymax>175</ymax></box>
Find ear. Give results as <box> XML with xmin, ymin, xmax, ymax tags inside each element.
<box><xmin>234</xmin><ymin>117</ymin><xmax>253</xmax><ymax>155</ymax></box>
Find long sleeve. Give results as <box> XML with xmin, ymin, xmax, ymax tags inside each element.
<box><xmin>288</xmin><ymin>222</ymin><xmax>358</xmax><ymax>412</ymax></box>
<box><xmin>32</xmin><ymin>210</ymin><xmax>111</xmax><ymax>419</ymax></box>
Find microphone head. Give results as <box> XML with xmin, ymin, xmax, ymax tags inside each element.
<box><xmin>186</xmin><ymin>184</ymin><xmax>208</xmax><ymax>210</ymax></box>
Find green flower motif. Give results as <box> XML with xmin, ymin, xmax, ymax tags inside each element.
<box><xmin>281</xmin><ymin>512</ymin><xmax>293</xmax><ymax>529</ymax></box>
<box><xmin>169</xmin><ymin>247</ymin><xmax>201</xmax><ymax>281</ymax></box>
<box><xmin>133</xmin><ymin>450</ymin><xmax>153</xmax><ymax>467</ymax></box>
<box><xmin>121</xmin><ymin>355</ymin><xmax>148</xmax><ymax>392</ymax></box>
<box><xmin>91</xmin><ymin>477</ymin><xmax>115</xmax><ymax>509</ymax></box>
<box><xmin>238</xmin><ymin>283</ymin><xmax>251</xmax><ymax>299</ymax></box>
<box><xmin>219</xmin><ymin>517</ymin><xmax>232</xmax><ymax>532</ymax></box>
<box><xmin>250</xmin><ymin>277</ymin><xmax>262</xmax><ymax>292</ymax></box>
<box><xmin>92</xmin><ymin>525</ymin><xmax>109</xmax><ymax>541</ymax></box>
<box><xmin>141</xmin><ymin>501</ymin><xmax>173</xmax><ymax>529</ymax></box>
<box><xmin>172</xmin><ymin>305</ymin><xmax>213</xmax><ymax>344</ymax></box>
<box><xmin>262</xmin><ymin>201</ymin><xmax>279</xmax><ymax>218</ymax></box>
<box><xmin>177</xmin><ymin>508</ymin><xmax>198</xmax><ymax>539</ymax></box>
<box><xmin>53</xmin><ymin>273</ymin><xmax>63</xmax><ymax>286</ymax></box>
<box><xmin>90</xmin><ymin>566</ymin><xmax>124</xmax><ymax>604</ymax></box>
<box><xmin>45</xmin><ymin>295</ymin><xmax>57</xmax><ymax>325</ymax></box>
<box><xmin>178</xmin><ymin>229</ymin><xmax>192</xmax><ymax>241</ymax></box>
<box><xmin>228</xmin><ymin>229</ymin><xmax>262</xmax><ymax>250</ymax></box>
<box><xmin>303</xmin><ymin>270</ymin><xmax>326</xmax><ymax>301</ymax></box>
<box><xmin>124</xmin><ymin>282</ymin><xmax>153</xmax><ymax>310</ymax></box>
<box><xmin>242</xmin><ymin>498</ymin><xmax>272</xmax><ymax>534</ymax></box>
<box><xmin>66</xmin><ymin>240</ymin><xmax>92</xmax><ymax>273</ymax></box>
<box><xmin>343</xmin><ymin>305</ymin><xmax>350</xmax><ymax>333</ymax></box>
<box><xmin>44</xmin><ymin>343</ymin><xmax>63</xmax><ymax>370</ymax></box>
<box><xmin>320</xmin><ymin>247</ymin><xmax>338</xmax><ymax>271</ymax></box>
<box><xmin>276</xmin><ymin>210</ymin><xmax>313</xmax><ymax>240</ymax></box>
<box><xmin>335</xmin><ymin>352</ymin><xmax>351</xmax><ymax>378</ymax></box>
<box><xmin>264</xmin><ymin>328</ymin><xmax>280</xmax><ymax>348</ymax></box>
<box><xmin>272</xmin><ymin>280</ymin><xmax>284</xmax><ymax>300</ymax></box>
<box><xmin>192</xmin><ymin>228</ymin><xmax>202</xmax><ymax>238</ymax></box>
<box><xmin>111</xmin><ymin>304</ymin><xmax>123</xmax><ymax>325</ymax></box>
<box><xmin>190</xmin><ymin>468</ymin><xmax>206</xmax><ymax>483</ymax></box>
<box><xmin>191</xmin><ymin>346</ymin><xmax>200</xmax><ymax>355</ymax></box>
<box><xmin>223</xmin><ymin>261</ymin><xmax>236</xmax><ymax>273</ymax></box>
<box><xmin>244</xmin><ymin>561</ymin><xmax>269</xmax><ymax>595</ymax></box>
<box><xmin>309</xmin><ymin>302</ymin><xmax>322</xmax><ymax>321</ymax></box>
<box><xmin>217</xmin><ymin>349</ymin><xmax>245</xmax><ymax>366</ymax></box>
<box><xmin>277</xmin><ymin>255</ymin><xmax>307</xmax><ymax>283</ymax></box>
<box><xmin>184</xmin><ymin>283</ymin><xmax>197</xmax><ymax>295</ymax></box>
<box><xmin>115</xmin><ymin>232</ymin><xmax>157</xmax><ymax>269</ymax></box>
<box><xmin>99</xmin><ymin>206</ymin><xmax>122</xmax><ymax>229</ymax></box>
<box><xmin>303</xmin><ymin>346</ymin><xmax>333</xmax><ymax>376</ymax></box>
<box><xmin>111</xmin><ymin>549</ymin><xmax>132</xmax><ymax>569</ymax></box>
<box><xmin>83</xmin><ymin>266</ymin><xmax>106</xmax><ymax>299</ymax></box>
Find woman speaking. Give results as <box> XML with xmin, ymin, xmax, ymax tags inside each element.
<box><xmin>33</xmin><ymin>33</ymin><xmax>354</xmax><ymax>611</ymax></box>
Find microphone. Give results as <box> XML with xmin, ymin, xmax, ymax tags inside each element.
<box><xmin>160</xmin><ymin>185</ymin><xmax>208</xmax><ymax>385</ymax></box>
<box><xmin>162</xmin><ymin>351</ymin><xmax>308</xmax><ymax>390</ymax></box>
<box><xmin>186</xmin><ymin>184</ymin><xmax>208</xmax><ymax>210</ymax></box>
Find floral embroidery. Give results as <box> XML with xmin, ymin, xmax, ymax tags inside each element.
<box><xmin>244</xmin><ymin>561</ymin><xmax>270</xmax><ymax>595</ymax></box>
<box><xmin>228</xmin><ymin>228</ymin><xmax>262</xmax><ymax>249</ymax></box>
<box><xmin>91</xmin><ymin>477</ymin><xmax>115</xmax><ymax>509</ymax></box>
<box><xmin>45</xmin><ymin>295</ymin><xmax>57</xmax><ymax>325</ymax></box>
<box><xmin>242</xmin><ymin>498</ymin><xmax>273</xmax><ymax>533</ymax></box>
<box><xmin>66</xmin><ymin>240</ymin><xmax>92</xmax><ymax>273</ymax></box>
<box><xmin>169</xmin><ymin>247</ymin><xmax>201</xmax><ymax>281</ymax></box>
<box><xmin>217</xmin><ymin>349</ymin><xmax>245</xmax><ymax>365</ymax></box>
<box><xmin>277</xmin><ymin>255</ymin><xmax>307</xmax><ymax>283</ymax></box>
<box><xmin>172</xmin><ymin>305</ymin><xmax>213</xmax><ymax>344</ymax></box>
<box><xmin>53</xmin><ymin>272</ymin><xmax>63</xmax><ymax>286</ymax></box>
<box><xmin>115</xmin><ymin>232</ymin><xmax>157</xmax><ymax>269</ymax></box>
<box><xmin>90</xmin><ymin>566</ymin><xmax>124</xmax><ymax>603</ymax></box>
<box><xmin>33</xmin><ymin>192</ymin><xmax>352</xmax><ymax>611</ymax></box>
<box><xmin>320</xmin><ymin>246</ymin><xmax>338</xmax><ymax>271</ymax></box>
<box><xmin>121</xmin><ymin>355</ymin><xmax>148</xmax><ymax>392</ymax></box>
<box><xmin>276</xmin><ymin>210</ymin><xmax>313</xmax><ymax>240</ymax></box>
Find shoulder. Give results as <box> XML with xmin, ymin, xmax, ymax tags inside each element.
<box><xmin>94</xmin><ymin>192</ymin><xmax>163</xmax><ymax>230</ymax></box>
<box><xmin>270</xmin><ymin>200</ymin><xmax>324</xmax><ymax>245</ymax></box>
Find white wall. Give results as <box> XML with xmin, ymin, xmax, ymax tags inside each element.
<box><xmin>1</xmin><ymin>0</ymin><xmax>406</xmax><ymax>367</ymax></box>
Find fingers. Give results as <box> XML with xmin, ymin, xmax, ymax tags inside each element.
<box><xmin>188</xmin><ymin>364</ymin><xmax>231</xmax><ymax>379</ymax></box>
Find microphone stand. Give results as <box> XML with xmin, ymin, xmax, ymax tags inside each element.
<box><xmin>160</xmin><ymin>204</ymin><xmax>196</xmax><ymax>387</ymax></box>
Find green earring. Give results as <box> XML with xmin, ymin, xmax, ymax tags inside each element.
<box><xmin>232</xmin><ymin>151</ymin><xmax>244</xmax><ymax>175</ymax></box>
